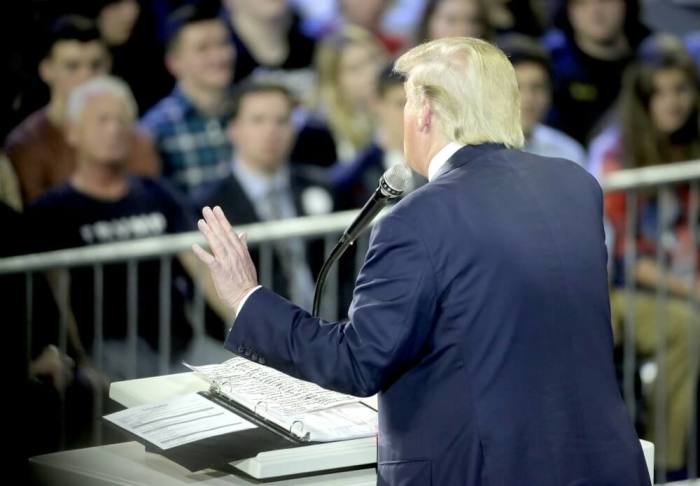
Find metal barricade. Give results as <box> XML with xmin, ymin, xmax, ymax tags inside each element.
<box><xmin>2</xmin><ymin>160</ymin><xmax>699</xmax><ymax>482</ymax></box>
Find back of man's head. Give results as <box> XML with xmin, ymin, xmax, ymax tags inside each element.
<box><xmin>394</xmin><ymin>37</ymin><xmax>524</xmax><ymax>148</ymax></box>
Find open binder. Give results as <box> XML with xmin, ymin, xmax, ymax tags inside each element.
<box><xmin>105</xmin><ymin>357</ymin><xmax>378</xmax><ymax>474</ymax></box>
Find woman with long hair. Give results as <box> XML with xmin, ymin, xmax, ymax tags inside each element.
<box><xmin>314</xmin><ymin>25</ymin><xmax>388</xmax><ymax>163</ymax></box>
<box><xmin>599</xmin><ymin>33</ymin><xmax>699</xmax><ymax>477</ymax></box>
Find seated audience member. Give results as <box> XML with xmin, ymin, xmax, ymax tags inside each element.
<box><xmin>331</xmin><ymin>64</ymin><xmax>426</xmax><ymax>209</ymax></box>
<box><xmin>89</xmin><ymin>0</ymin><xmax>174</xmax><ymax>112</ymax></box>
<box><xmin>140</xmin><ymin>3</ymin><xmax>235</xmax><ymax>197</ymax></box>
<box><xmin>4</xmin><ymin>16</ymin><xmax>158</xmax><ymax>205</ymax></box>
<box><xmin>500</xmin><ymin>35</ymin><xmax>586</xmax><ymax>165</ymax></box>
<box><xmin>27</xmin><ymin>76</ymin><xmax>228</xmax><ymax>380</ymax></box>
<box><xmin>196</xmin><ymin>82</ymin><xmax>333</xmax><ymax>310</ymax></box>
<box><xmin>310</xmin><ymin>26</ymin><xmax>388</xmax><ymax>164</ymax></box>
<box><xmin>415</xmin><ymin>0</ymin><xmax>492</xmax><ymax>43</ymax></box>
<box><xmin>597</xmin><ymin>34</ymin><xmax>700</xmax><ymax>477</ymax></box>
<box><xmin>544</xmin><ymin>0</ymin><xmax>651</xmax><ymax>144</ymax></box>
<box><xmin>222</xmin><ymin>0</ymin><xmax>316</xmax><ymax>99</ymax></box>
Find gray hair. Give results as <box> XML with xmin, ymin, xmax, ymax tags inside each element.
<box><xmin>65</xmin><ymin>75</ymin><xmax>138</xmax><ymax>123</ymax></box>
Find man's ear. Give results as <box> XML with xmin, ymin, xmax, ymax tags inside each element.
<box><xmin>65</xmin><ymin>119</ymin><xmax>81</xmax><ymax>149</ymax></box>
<box><xmin>165</xmin><ymin>51</ymin><xmax>180</xmax><ymax>78</ymax></box>
<box><xmin>38</xmin><ymin>58</ymin><xmax>54</xmax><ymax>85</ymax></box>
<box><xmin>418</xmin><ymin>101</ymin><xmax>432</xmax><ymax>132</ymax></box>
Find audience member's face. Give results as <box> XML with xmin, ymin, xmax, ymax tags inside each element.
<box><xmin>229</xmin><ymin>91</ymin><xmax>294</xmax><ymax>173</ymax></box>
<box><xmin>339</xmin><ymin>42</ymin><xmax>385</xmax><ymax>109</ymax></box>
<box><xmin>649</xmin><ymin>68</ymin><xmax>697</xmax><ymax>136</ymax></box>
<box><xmin>340</xmin><ymin>0</ymin><xmax>388</xmax><ymax>30</ymax></box>
<box><xmin>68</xmin><ymin>92</ymin><xmax>133</xmax><ymax>165</ymax></box>
<box><xmin>427</xmin><ymin>0</ymin><xmax>485</xmax><ymax>40</ymax></box>
<box><xmin>225</xmin><ymin>0</ymin><xmax>288</xmax><ymax>21</ymax></box>
<box><xmin>514</xmin><ymin>62</ymin><xmax>551</xmax><ymax>135</ymax></box>
<box><xmin>568</xmin><ymin>0</ymin><xmax>626</xmax><ymax>46</ymax></box>
<box><xmin>375</xmin><ymin>84</ymin><xmax>406</xmax><ymax>151</ymax></box>
<box><xmin>98</xmin><ymin>0</ymin><xmax>141</xmax><ymax>46</ymax></box>
<box><xmin>40</xmin><ymin>41</ymin><xmax>110</xmax><ymax>103</ymax></box>
<box><xmin>168</xmin><ymin>20</ymin><xmax>234</xmax><ymax>90</ymax></box>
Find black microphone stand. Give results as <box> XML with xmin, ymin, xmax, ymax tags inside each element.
<box><xmin>311</xmin><ymin>192</ymin><xmax>390</xmax><ymax>316</ymax></box>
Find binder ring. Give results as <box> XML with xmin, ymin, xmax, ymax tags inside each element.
<box><xmin>289</xmin><ymin>420</ymin><xmax>309</xmax><ymax>440</ymax></box>
<box><xmin>254</xmin><ymin>401</ymin><xmax>268</xmax><ymax>415</ymax></box>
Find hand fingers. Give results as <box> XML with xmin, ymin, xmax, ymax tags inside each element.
<box><xmin>197</xmin><ymin>218</ymin><xmax>229</xmax><ymax>262</ymax></box>
<box><xmin>212</xmin><ymin>206</ymin><xmax>246</xmax><ymax>258</ymax></box>
<box><xmin>203</xmin><ymin>207</ymin><xmax>235</xmax><ymax>252</ymax></box>
<box><xmin>192</xmin><ymin>243</ymin><xmax>216</xmax><ymax>266</ymax></box>
<box><xmin>239</xmin><ymin>232</ymin><xmax>253</xmax><ymax>260</ymax></box>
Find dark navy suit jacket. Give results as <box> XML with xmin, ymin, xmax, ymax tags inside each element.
<box><xmin>226</xmin><ymin>144</ymin><xmax>650</xmax><ymax>485</ymax></box>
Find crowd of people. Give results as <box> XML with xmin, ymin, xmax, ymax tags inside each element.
<box><xmin>2</xmin><ymin>0</ymin><xmax>698</xmax><ymax>479</ymax></box>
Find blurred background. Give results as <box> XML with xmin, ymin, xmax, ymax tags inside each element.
<box><xmin>1</xmin><ymin>0</ymin><xmax>698</xmax><ymax>483</ymax></box>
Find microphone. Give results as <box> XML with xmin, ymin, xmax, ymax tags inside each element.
<box><xmin>312</xmin><ymin>164</ymin><xmax>413</xmax><ymax>316</ymax></box>
<box><xmin>338</xmin><ymin>163</ymin><xmax>413</xmax><ymax>250</ymax></box>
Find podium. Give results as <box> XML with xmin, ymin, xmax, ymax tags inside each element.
<box><xmin>29</xmin><ymin>371</ymin><xmax>377</xmax><ymax>485</ymax></box>
<box><xmin>109</xmin><ymin>371</ymin><xmax>378</xmax><ymax>479</ymax></box>
<box><xmin>29</xmin><ymin>371</ymin><xmax>657</xmax><ymax>485</ymax></box>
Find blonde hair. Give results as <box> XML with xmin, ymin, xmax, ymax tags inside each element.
<box><xmin>394</xmin><ymin>37</ymin><xmax>524</xmax><ymax>148</ymax></box>
<box><xmin>66</xmin><ymin>75</ymin><xmax>138</xmax><ymax>123</ymax></box>
<box><xmin>315</xmin><ymin>25</ymin><xmax>386</xmax><ymax>155</ymax></box>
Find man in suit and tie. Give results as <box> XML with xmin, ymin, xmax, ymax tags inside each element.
<box><xmin>193</xmin><ymin>38</ymin><xmax>651</xmax><ymax>485</ymax></box>
<box><xmin>195</xmin><ymin>81</ymin><xmax>333</xmax><ymax>310</ymax></box>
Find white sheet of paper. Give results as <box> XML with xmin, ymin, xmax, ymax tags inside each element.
<box><xmin>184</xmin><ymin>358</ymin><xmax>378</xmax><ymax>442</ymax></box>
<box><xmin>185</xmin><ymin>358</ymin><xmax>359</xmax><ymax>415</ymax></box>
<box><xmin>104</xmin><ymin>393</ymin><xmax>256</xmax><ymax>450</ymax></box>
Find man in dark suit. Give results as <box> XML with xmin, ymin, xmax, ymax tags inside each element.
<box><xmin>195</xmin><ymin>81</ymin><xmax>333</xmax><ymax>310</ymax></box>
<box><xmin>193</xmin><ymin>38</ymin><xmax>651</xmax><ymax>485</ymax></box>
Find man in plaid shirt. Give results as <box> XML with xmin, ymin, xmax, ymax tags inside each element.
<box><xmin>141</xmin><ymin>3</ymin><xmax>234</xmax><ymax>197</ymax></box>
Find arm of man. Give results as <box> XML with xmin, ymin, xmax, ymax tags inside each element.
<box><xmin>194</xmin><ymin>206</ymin><xmax>438</xmax><ymax>397</ymax></box>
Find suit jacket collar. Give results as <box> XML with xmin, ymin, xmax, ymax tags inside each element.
<box><xmin>433</xmin><ymin>143</ymin><xmax>507</xmax><ymax>180</ymax></box>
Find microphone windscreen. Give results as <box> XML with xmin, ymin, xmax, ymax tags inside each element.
<box><xmin>382</xmin><ymin>164</ymin><xmax>412</xmax><ymax>195</ymax></box>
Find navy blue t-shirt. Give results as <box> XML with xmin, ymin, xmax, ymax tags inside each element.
<box><xmin>27</xmin><ymin>176</ymin><xmax>196</xmax><ymax>357</ymax></box>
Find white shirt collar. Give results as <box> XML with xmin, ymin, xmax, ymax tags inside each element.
<box><xmin>232</xmin><ymin>158</ymin><xmax>290</xmax><ymax>203</ymax></box>
<box><xmin>427</xmin><ymin>142</ymin><xmax>464</xmax><ymax>181</ymax></box>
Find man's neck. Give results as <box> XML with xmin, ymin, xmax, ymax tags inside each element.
<box><xmin>179</xmin><ymin>80</ymin><xmax>227</xmax><ymax>116</ymax></box>
<box><xmin>46</xmin><ymin>98</ymin><xmax>66</xmax><ymax>127</ymax></box>
<box><xmin>231</xmin><ymin>10</ymin><xmax>289</xmax><ymax>65</ymax></box>
<box><xmin>71</xmin><ymin>160</ymin><xmax>129</xmax><ymax>201</ymax></box>
<box><xmin>575</xmin><ymin>34</ymin><xmax>629</xmax><ymax>61</ymax></box>
<box><xmin>236</xmin><ymin>156</ymin><xmax>284</xmax><ymax>178</ymax></box>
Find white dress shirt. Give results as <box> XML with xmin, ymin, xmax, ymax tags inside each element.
<box><xmin>427</xmin><ymin>142</ymin><xmax>464</xmax><ymax>181</ymax></box>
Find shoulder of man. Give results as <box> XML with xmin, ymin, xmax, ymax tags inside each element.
<box><xmin>138</xmin><ymin>92</ymin><xmax>187</xmax><ymax>135</ymax></box>
<box><xmin>4</xmin><ymin>109</ymin><xmax>50</xmax><ymax>155</ymax></box>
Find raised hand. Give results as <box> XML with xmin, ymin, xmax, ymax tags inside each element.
<box><xmin>192</xmin><ymin>206</ymin><xmax>259</xmax><ymax>313</ymax></box>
